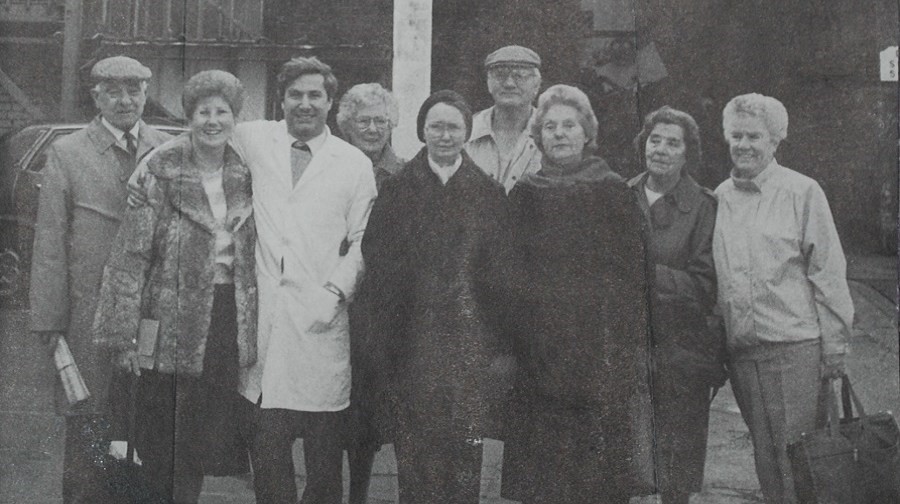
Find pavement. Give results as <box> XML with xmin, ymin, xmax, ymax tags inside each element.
<box><xmin>1</xmin><ymin>254</ymin><xmax>897</xmax><ymax>504</ymax></box>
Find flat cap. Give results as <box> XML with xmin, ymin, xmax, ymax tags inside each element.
<box><xmin>90</xmin><ymin>56</ymin><xmax>152</xmax><ymax>82</ymax></box>
<box><xmin>484</xmin><ymin>45</ymin><xmax>541</xmax><ymax>69</ymax></box>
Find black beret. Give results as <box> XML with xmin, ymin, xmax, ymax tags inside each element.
<box><xmin>416</xmin><ymin>89</ymin><xmax>473</xmax><ymax>143</ymax></box>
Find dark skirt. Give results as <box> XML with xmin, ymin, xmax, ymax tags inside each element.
<box><xmin>134</xmin><ymin>284</ymin><xmax>251</xmax><ymax>478</ymax></box>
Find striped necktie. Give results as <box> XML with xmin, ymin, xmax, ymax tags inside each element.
<box><xmin>291</xmin><ymin>141</ymin><xmax>312</xmax><ymax>186</ymax></box>
<box><xmin>123</xmin><ymin>131</ymin><xmax>138</xmax><ymax>160</ymax></box>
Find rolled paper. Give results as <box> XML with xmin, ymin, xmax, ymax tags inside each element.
<box><xmin>53</xmin><ymin>338</ymin><xmax>90</xmax><ymax>405</ymax></box>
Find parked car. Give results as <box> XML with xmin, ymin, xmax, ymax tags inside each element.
<box><xmin>0</xmin><ymin>122</ymin><xmax>185</xmax><ymax>306</ymax></box>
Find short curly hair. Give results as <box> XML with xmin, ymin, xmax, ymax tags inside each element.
<box><xmin>182</xmin><ymin>70</ymin><xmax>244</xmax><ymax>118</ymax></box>
<box><xmin>336</xmin><ymin>83</ymin><xmax>399</xmax><ymax>136</ymax></box>
<box><xmin>531</xmin><ymin>84</ymin><xmax>599</xmax><ymax>152</ymax></box>
<box><xmin>276</xmin><ymin>56</ymin><xmax>338</xmax><ymax>101</ymax></box>
<box><xmin>722</xmin><ymin>93</ymin><xmax>789</xmax><ymax>143</ymax></box>
<box><xmin>634</xmin><ymin>105</ymin><xmax>702</xmax><ymax>172</ymax></box>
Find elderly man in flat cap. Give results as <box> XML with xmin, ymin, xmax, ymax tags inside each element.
<box><xmin>30</xmin><ymin>55</ymin><xmax>171</xmax><ymax>503</ymax></box>
<box><xmin>466</xmin><ymin>45</ymin><xmax>543</xmax><ymax>194</ymax></box>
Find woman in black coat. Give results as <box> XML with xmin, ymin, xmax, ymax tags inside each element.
<box><xmin>501</xmin><ymin>84</ymin><xmax>650</xmax><ymax>504</ymax></box>
<box><xmin>359</xmin><ymin>90</ymin><xmax>517</xmax><ymax>504</ymax></box>
<box><xmin>627</xmin><ymin>106</ymin><xmax>725</xmax><ymax>504</ymax></box>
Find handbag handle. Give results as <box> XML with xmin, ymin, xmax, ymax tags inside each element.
<box><xmin>839</xmin><ymin>374</ymin><xmax>867</xmax><ymax>420</ymax></box>
<box><xmin>826</xmin><ymin>378</ymin><xmax>842</xmax><ymax>437</ymax></box>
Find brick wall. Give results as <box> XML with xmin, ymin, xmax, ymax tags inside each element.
<box><xmin>0</xmin><ymin>85</ymin><xmax>39</xmax><ymax>137</ymax></box>
<box><xmin>0</xmin><ymin>43</ymin><xmax>59</xmax><ymax>136</ymax></box>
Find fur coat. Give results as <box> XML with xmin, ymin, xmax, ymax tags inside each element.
<box><xmin>93</xmin><ymin>134</ymin><xmax>257</xmax><ymax>376</ymax></box>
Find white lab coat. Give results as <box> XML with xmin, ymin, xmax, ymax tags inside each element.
<box><xmin>234</xmin><ymin>121</ymin><xmax>376</xmax><ymax>411</ymax></box>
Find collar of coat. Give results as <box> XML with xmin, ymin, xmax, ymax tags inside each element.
<box><xmin>408</xmin><ymin>147</ymin><xmax>494</xmax><ymax>190</ymax></box>
<box><xmin>374</xmin><ymin>144</ymin><xmax>405</xmax><ymax>177</ymax></box>
<box><xmin>469</xmin><ymin>105</ymin><xmax>537</xmax><ymax>142</ymax></box>
<box><xmin>85</xmin><ymin>115</ymin><xmax>166</xmax><ymax>160</ymax></box>
<box><xmin>146</xmin><ymin>133</ymin><xmax>253</xmax><ymax>234</ymax></box>
<box><xmin>627</xmin><ymin>171</ymin><xmax>709</xmax><ymax>214</ymax></box>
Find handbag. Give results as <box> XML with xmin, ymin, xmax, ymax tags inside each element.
<box><xmin>788</xmin><ymin>375</ymin><xmax>900</xmax><ymax>504</ymax></box>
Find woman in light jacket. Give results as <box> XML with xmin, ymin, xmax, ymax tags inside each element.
<box><xmin>93</xmin><ymin>70</ymin><xmax>256</xmax><ymax>504</ymax></box>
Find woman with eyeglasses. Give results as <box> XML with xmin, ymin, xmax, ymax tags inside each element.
<box><xmin>335</xmin><ymin>82</ymin><xmax>405</xmax><ymax>504</ymax></box>
<box><xmin>359</xmin><ymin>90</ymin><xmax>518</xmax><ymax>503</ymax></box>
<box><xmin>501</xmin><ymin>84</ymin><xmax>650</xmax><ymax>504</ymax></box>
<box><xmin>336</xmin><ymin>83</ymin><xmax>405</xmax><ymax>191</ymax></box>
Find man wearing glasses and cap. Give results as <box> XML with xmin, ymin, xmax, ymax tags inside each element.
<box><xmin>30</xmin><ymin>55</ymin><xmax>171</xmax><ymax>503</ymax></box>
<box><xmin>466</xmin><ymin>45</ymin><xmax>543</xmax><ymax>194</ymax></box>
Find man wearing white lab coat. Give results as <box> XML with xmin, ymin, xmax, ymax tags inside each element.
<box><xmin>235</xmin><ymin>57</ymin><xmax>377</xmax><ymax>504</ymax></box>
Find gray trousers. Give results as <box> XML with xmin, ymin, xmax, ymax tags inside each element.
<box><xmin>729</xmin><ymin>339</ymin><xmax>825</xmax><ymax>504</ymax></box>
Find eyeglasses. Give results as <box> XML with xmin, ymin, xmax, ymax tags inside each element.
<box><xmin>424</xmin><ymin>122</ymin><xmax>465</xmax><ymax>137</ymax></box>
<box><xmin>488</xmin><ymin>67</ymin><xmax>537</xmax><ymax>82</ymax></box>
<box><xmin>354</xmin><ymin>116</ymin><xmax>390</xmax><ymax>130</ymax></box>
<box><xmin>541</xmin><ymin>121</ymin><xmax>581</xmax><ymax>134</ymax></box>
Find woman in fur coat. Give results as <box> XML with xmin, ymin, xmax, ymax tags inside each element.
<box><xmin>93</xmin><ymin>70</ymin><xmax>257</xmax><ymax>503</ymax></box>
<box><xmin>501</xmin><ymin>84</ymin><xmax>650</xmax><ymax>504</ymax></box>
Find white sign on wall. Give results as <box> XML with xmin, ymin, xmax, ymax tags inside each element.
<box><xmin>880</xmin><ymin>46</ymin><xmax>898</xmax><ymax>82</ymax></box>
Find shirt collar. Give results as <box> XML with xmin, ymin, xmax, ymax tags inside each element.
<box><xmin>100</xmin><ymin>117</ymin><xmax>140</xmax><ymax>142</ymax></box>
<box><xmin>289</xmin><ymin>126</ymin><xmax>329</xmax><ymax>155</ymax></box>
<box><xmin>629</xmin><ymin>171</ymin><xmax>698</xmax><ymax>212</ymax></box>
<box><xmin>731</xmin><ymin>159</ymin><xmax>778</xmax><ymax>192</ymax></box>
<box><xmin>470</xmin><ymin>105</ymin><xmax>537</xmax><ymax>141</ymax></box>
<box><xmin>427</xmin><ymin>154</ymin><xmax>463</xmax><ymax>185</ymax></box>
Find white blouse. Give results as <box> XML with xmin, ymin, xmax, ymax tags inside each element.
<box><xmin>199</xmin><ymin>167</ymin><xmax>235</xmax><ymax>284</ymax></box>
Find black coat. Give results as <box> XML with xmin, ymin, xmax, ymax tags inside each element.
<box><xmin>628</xmin><ymin>171</ymin><xmax>725</xmax><ymax>386</ymax></box>
<box><xmin>502</xmin><ymin>157</ymin><xmax>651</xmax><ymax>502</ymax></box>
<box><xmin>628</xmin><ymin>171</ymin><xmax>723</xmax><ymax>496</ymax></box>
<box><xmin>358</xmin><ymin>148</ymin><xmax>517</xmax><ymax>441</ymax></box>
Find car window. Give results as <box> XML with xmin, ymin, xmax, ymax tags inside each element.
<box><xmin>26</xmin><ymin>130</ymin><xmax>73</xmax><ymax>173</ymax></box>
<box><xmin>1</xmin><ymin>127</ymin><xmax>45</xmax><ymax>171</ymax></box>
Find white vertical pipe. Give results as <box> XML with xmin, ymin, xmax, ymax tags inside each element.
<box><xmin>392</xmin><ymin>0</ymin><xmax>432</xmax><ymax>160</ymax></box>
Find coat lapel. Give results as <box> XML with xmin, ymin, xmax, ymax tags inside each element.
<box><xmin>293</xmin><ymin>133</ymin><xmax>338</xmax><ymax>192</ymax></box>
<box><xmin>151</xmin><ymin>138</ymin><xmax>218</xmax><ymax>233</ymax></box>
<box><xmin>86</xmin><ymin>117</ymin><xmax>118</xmax><ymax>154</ymax></box>
<box><xmin>272</xmin><ymin>123</ymin><xmax>294</xmax><ymax>189</ymax></box>
<box><xmin>135</xmin><ymin>120</ymin><xmax>169</xmax><ymax>160</ymax></box>
<box><xmin>222</xmin><ymin>144</ymin><xmax>253</xmax><ymax>233</ymax></box>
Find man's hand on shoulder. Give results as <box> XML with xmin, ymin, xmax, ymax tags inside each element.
<box><xmin>126</xmin><ymin>156</ymin><xmax>152</xmax><ymax>207</ymax></box>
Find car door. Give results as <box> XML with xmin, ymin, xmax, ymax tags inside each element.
<box><xmin>7</xmin><ymin>127</ymin><xmax>74</xmax><ymax>303</ymax></box>
<box><xmin>0</xmin><ymin>126</ymin><xmax>50</xmax><ymax>299</ymax></box>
